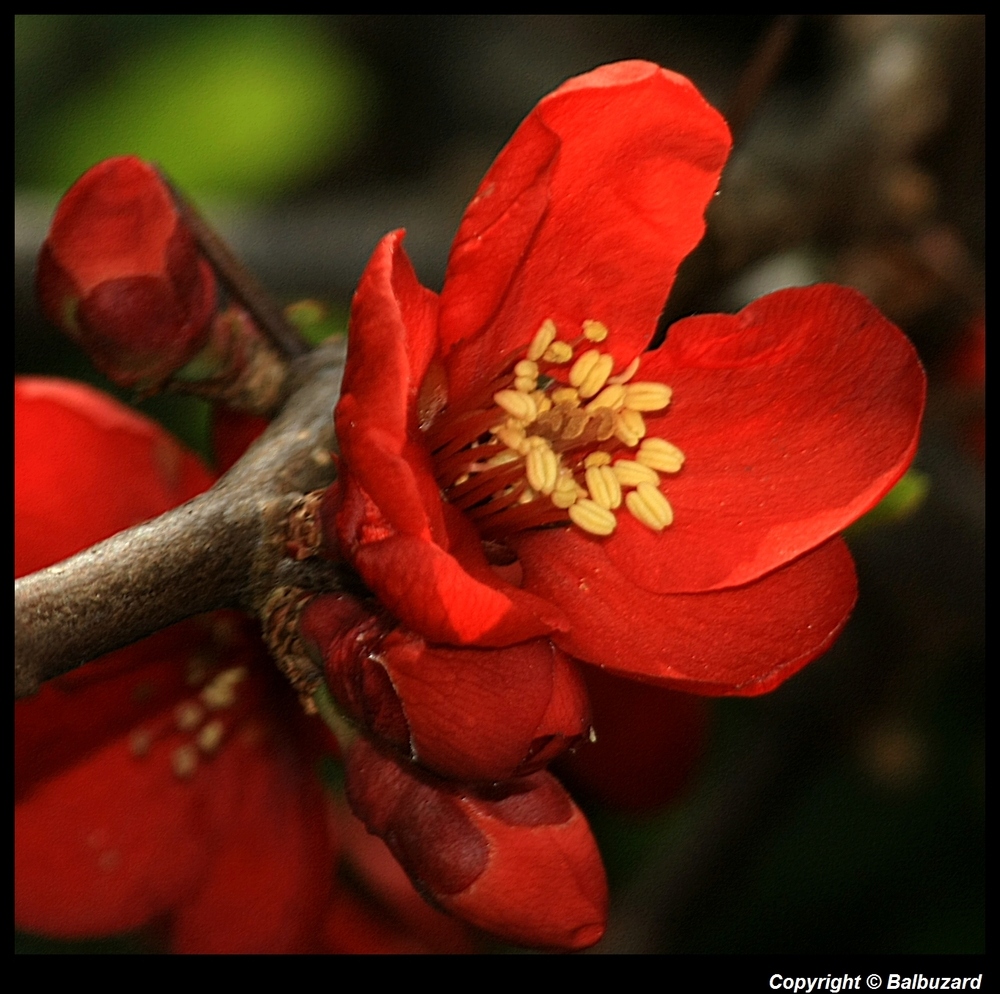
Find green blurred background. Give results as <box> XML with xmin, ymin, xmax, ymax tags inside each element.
<box><xmin>15</xmin><ymin>15</ymin><xmax>984</xmax><ymax>954</ymax></box>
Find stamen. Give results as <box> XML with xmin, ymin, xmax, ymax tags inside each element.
<box><xmin>201</xmin><ymin>666</ymin><xmax>248</xmax><ymax>710</ymax></box>
<box><xmin>584</xmin><ymin>384</ymin><xmax>626</xmax><ymax>412</ymax></box>
<box><xmin>625</xmin><ymin>482</ymin><xmax>674</xmax><ymax>531</ymax></box>
<box><xmin>608</xmin><ymin>356</ymin><xmax>641</xmax><ymax>385</ymax></box>
<box><xmin>129</xmin><ymin>729</ymin><xmax>153</xmax><ymax>758</ymax></box>
<box><xmin>527</xmin><ymin>319</ymin><xmax>557</xmax><ymax>362</ymax></box>
<box><xmin>614</xmin><ymin>408</ymin><xmax>646</xmax><ymax>446</ymax></box>
<box><xmin>551</xmin><ymin>387</ymin><xmax>580</xmax><ymax>407</ymax></box>
<box><xmin>613</xmin><ymin>460</ymin><xmax>661</xmax><ymax>488</ymax></box>
<box><xmin>624</xmin><ymin>382</ymin><xmax>673</xmax><ymax>412</ymax></box>
<box><xmin>551</xmin><ymin>472</ymin><xmax>583</xmax><ymax>509</ymax></box>
<box><xmin>197</xmin><ymin>719</ymin><xmax>226</xmax><ymax>755</ymax></box>
<box><xmin>637</xmin><ymin>437</ymin><xmax>685</xmax><ymax>473</ymax></box>
<box><xmin>175</xmin><ymin>700</ymin><xmax>205</xmax><ymax>733</ymax></box>
<box><xmin>582</xmin><ymin>320</ymin><xmax>609</xmax><ymax>342</ymax></box>
<box><xmin>543</xmin><ymin>341</ymin><xmax>574</xmax><ymax>364</ymax></box>
<box><xmin>427</xmin><ymin>314</ymin><xmax>681</xmax><ymax>540</ymax></box>
<box><xmin>568</xmin><ymin>349</ymin><xmax>601</xmax><ymax>389</ymax></box>
<box><xmin>493</xmin><ymin>389</ymin><xmax>538</xmax><ymax>422</ymax></box>
<box><xmin>171</xmin><ymin>745</ymin><xmax>199</xmax><ymax>780</ymax></box>
<box><xmin>568</xmin><ymin>499</ymin><xmax>617</xmax><ymax>536</ymax></box>
<box><xmin>585</xmin><ymin>464</ymin><xmax>622</xmax><ymax>510</ymax></box>
<box><xmin>525</xmin><ymin>442</ymin><xmax>560</xmax><ymax>495</ymax></box>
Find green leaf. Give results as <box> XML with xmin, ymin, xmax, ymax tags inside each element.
<box><xmin>23</xmin><ymin>16</ymin><xmax>372</xmax><ymax>198</ymax></box>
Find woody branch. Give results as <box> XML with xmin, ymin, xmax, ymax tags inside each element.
<box><xmin>14</xmin><ymin>338</ymin><xmax>347</xmax><ymax>699</ymax></box>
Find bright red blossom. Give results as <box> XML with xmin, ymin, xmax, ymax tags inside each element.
<box><xmin>307</xmin><ymin>61</ymin><xmax>925</xmax><ymax>788</ymax></box>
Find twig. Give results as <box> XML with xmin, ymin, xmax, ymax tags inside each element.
<box><xmin>725</xmin><ymin>15</ymin><xmax>804</xmax><ymax>144</ymax></box>
<box><xmin>14</xmin><ymin>337</ymin><xmax>347</xmax><ymax>699</ymax></box>
<box><xmin>160</xmin><ymin>168</ymin><xmax>312</xmax><ymax>360</ymax></box>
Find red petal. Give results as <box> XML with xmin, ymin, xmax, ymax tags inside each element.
<box><xmin>605</xmin><ymin>285</ymin><xmax>926</xmax><ymax>593</ymax></box>
<box><xmin>335</xmin><ymin>473</ymin><xmax>564</xmax><ymax>646</ymax></box>
<box><xmin>42</xmin><ymin>157</ymin><xmax>179</xmax><ymax>292</ymax></box>
<box><xmin>513</xmin><ymin>529</ymin><xmax>858</xmax><ymax>695</ymax></box>
<box><xmin>168</xmin><ymin>723</ymin><xmax>336</xmax><ymax>953</ymax></box>
<box><xmin>15</xmin><ymin>377</ymin><xmax>214</xmax><ymax>578</ymax></box>
<box><xmin>439</xmin><ymin>61</ymin><xmax>731</xmax><ymax>409</ymax></box>
<box><xmin>345</xmin><ymin>739</ymin><xmax>607</xmax><ymax>950</ymax></box>
<box><xmin>557</xmin><ymin>666</ymin><xmax>708</xmax><ymax>811</ymax></box>
<box><xmin>352</xmin><ymin>531</ymin><xmax>560</xmax><ymax>648</ymax></box>
<box><xmin>375</xmin><ymin>633</ymin><xmax>589</xmax><ymax>781</ymax></box>
<box><xmin>304</xmin><ymin>592</ymin><xmax>587</xmax><ymax>781</ymax></box>
<box><xmin>335</xmin><ymin>231</ymin><xmax>443</xmax><ymax>542</ymax></box>
<box><xmin>16</xmin><ymin>615</ymin><xmax>337</xmax><ymax>951</ymax></box>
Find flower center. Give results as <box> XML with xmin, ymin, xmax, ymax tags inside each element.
<box><xmin>426</xmin><ymin>319</ymin><xmax>684</xmax><ymax>539</ymax></box>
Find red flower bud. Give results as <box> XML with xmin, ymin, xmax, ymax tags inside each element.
<box><xmin>300</xmin><ymin>592</ymin><xmax>590</xmax><ymax>783</ymax></box>
<box><xmin>344</xmin><ymin>737</ymin><xmax>607</xmax><ymax>950</ymax></box>
<box><xmin>36</xmin><ymin>157</ymin><xmax>217</xmax><ymax>388</ymax></box>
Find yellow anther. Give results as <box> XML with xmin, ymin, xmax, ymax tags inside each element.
<box><xmin>515</xmin><ymin>359</ymin><xmax>539</xmax><ymax>379</ymax></box>
<box><xmin>200</xmin><ymin>666</ymin><xmax>248</xmax><ymax>711</ymax></box>
<box><xmin>625</xmin><ymin>482</ymin><xmax>674</xmax><ymax>531</ymax></box>
<box><xmin>532</xmin><ymin>392</ymin><xmax>553</xmax><ymax>414</ymax></box>
<box><xmin>571</xmin><ymin>350</ymin><xmax>615</xmax><ymax>399</ymax></box>
<box><xmin>493</xmin><ymin>389</ymin><xmax>538</xmax><ymax>422</ymax></box>
<box><xmin>525</xmin><ymin>442</ymin><xmax>560</xmax><ymax>494</ymax></box>
<box><xmin>614</xmin><ymin>408</ymin><xmax>647</xmax><ymax>447</ymax></box>
<box><xmin>171</xmin><ymin>745</ymin><xmax>199</xmax><ymax>780</ymax></box>
<box><xmin>129</xmin><ymin>729</ymin><xmax>153</xmax><ymax>758</ymax></box>
<box><xmin>518</xmin><ymin>486</ymin><xmax>537</xmax><ymax>504</ymax></box>
<box><xmin>453</xmin><ymin>472</ymin><xmax>471</xmax><ymax>486</ymax></box>
<box><xmin>585</xmin><ymin>464</ymin><xmax>623</xmax><ymax>510</ymax></box>
<box><xmin>527</xmin><ymin>319</ymin><xmax>557</xmax><ymax>362</ymax></box>
<box><xmin>568</xmin><ymin>498</ymin><xmax>617</xmax><ymax>536</ymax></box>
<box><xmin>551</xmin><ymin>387</ymin><xmax>580</xmax><ymax>407</ymax></box>
<box><xmin>550</xmin><ymin>489</ymin><xmax>578</xmax><ymax>509</ymax></box>
<box><xmin>624</xmin><ymin>382</ymin><xmax>673</xmax><ymax>412</ymax></box>
<box><xmin>584</xmin><ymin>384</ymin><xmax>627</xmax><ymax>412</ymax></box>
<box><xmin>582</xmin><ymin>320</ymin><xmax>609</xmax><ymax>342</ymax></box>
<box><xmin>637</xmin><ymin>437</ymin><xmax>685</xmax><ymax>473</ymax></box>
<box><xmin>175</xmin><ymin>701</ymin><xmax>205</xmax><ymax>733</ymax></box>
<box><xmin>484</xmin><ymin>450</ymin><xmax>520</xmax><ymax>469</ymax></box>
<box><xmin>494</xmin><ymin>424</ymin><xmax>527</xmax><ymax>453</ymax></box>
<box><xmin>551</xmin><ymin>473</ymin><xmax>581</xmax><ymax>509</ymax></box>
<box><xmin>543</xmin><ymin>341</ymin><xmax>574</xmax><ymax>364</ymax></box>
<box><xmin>608</xmin><ymin>356</ymin><xmax>641</xmax><ymax>385</ymax></box>
<box><xmin>197</xmin><ymin>719</ymin><xmax>225</xmax><ymax>755</ymax></box>
<box><xmin>584</xmin><ymin>450</ymin><xmax>613</xmax><ymax>468</ymax></box>
<box><xmin>613</xmin><ymin>460</ymin><xmax>661</xmax><ymax>488</ymax></box>
<box><xmin>569</xmin><ymin>349</ymin><xmax>601</xmax><ymax>388</ymax></box>
<box><xmin>514</xmin><ymin>375</ymin><xmax>537</xmax><ymax>393</ymax></box>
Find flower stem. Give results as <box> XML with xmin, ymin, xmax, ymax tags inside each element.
<box><xmin>14</xmin><ymin>338</ymin><xmax>348</xmax><ymax>698</ymax></box>
<box><xmin>159</xmin><ymin>167</ymin><xmax>312</xmax><ymax>360</ymax></box>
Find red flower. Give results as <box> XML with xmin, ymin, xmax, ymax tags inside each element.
<box><xmin>15</xmin><ymin>378</ymin><xmax>338</xmax><ymax>952</ymax></box>
<box><xmin>36</xmin><ymin>157</ymin><xmax>217</xmax><ymax>388</ymax></box>
<box><xmin>344</xmin><ymin>737</ymin><xmax>606</xmax><ymax>950</ymax></box>
<box><xmin>310</xmin><ymin>61</ymin><xmax>925</xmax><ymax>779</ymax></box>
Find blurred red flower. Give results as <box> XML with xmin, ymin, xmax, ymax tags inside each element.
<box><xmin>14</xmin><ymin>378</ymin><xmax>471</xmax><ymax>953</ymax></box>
